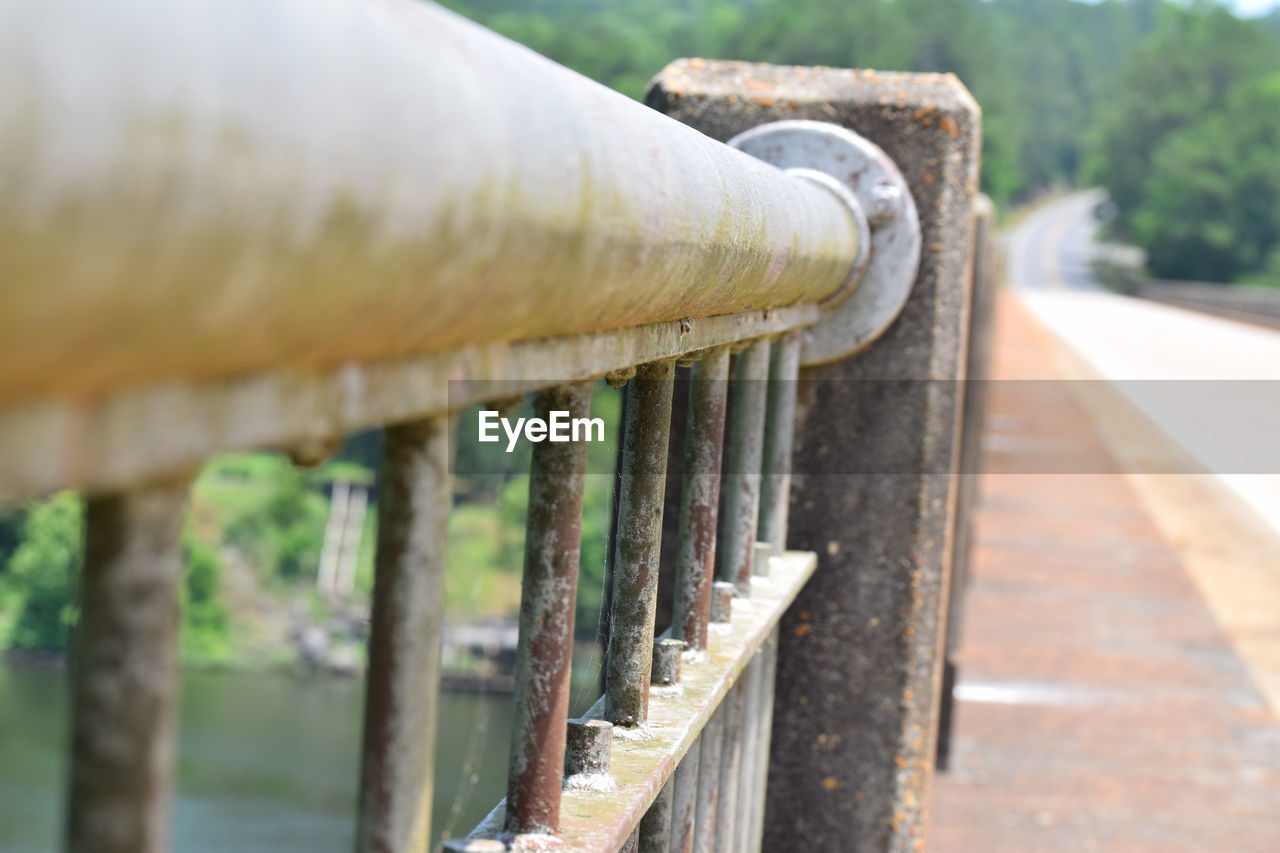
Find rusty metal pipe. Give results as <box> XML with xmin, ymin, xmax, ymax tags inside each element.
<box><xmin>672</xmin><ymin>347</ymin><xmax>730</xmax><ymax>653</ymax></box>
<box><xmin>758</xmin><ymin>331</ymin><xmax>802</xmax><ymax>555</ymax></box>
<box><xmin>605</xmin><ymin>361</ymin><xmax>677</xmax><ymax>727</ymax></box>
<box><xmin>0</xmin><ymin>0</ymin><xmax>860</xmax><ymax>412</ymax></box>
<box><xmin>716</xmin><ymin>341</ymin><xmax>772</xmax><ymax>593</ymax></box>
<box><xmin>67</xmin><ymin>477</ymin><xmax>190</xmax><ymax>853</ymax></box>
<box><xmin>355</xmin><ymin>417</ymin><xmax>451</xmax><ymax>853</ymax></box>
<box><xmin>468</xmin><ymin>550</ymin><xmax>818</xmax><ymax>849</ymax></box>
<box><xmin>505</xmin><ymin>383</ymin><xmax>593</xmax><ymax>836</ymax></box>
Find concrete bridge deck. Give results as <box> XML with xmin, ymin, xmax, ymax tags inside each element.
<box><xmin>928</xmin><ymin>200</ymin><xmax>1280</xmax><ymax>851</ymax></box>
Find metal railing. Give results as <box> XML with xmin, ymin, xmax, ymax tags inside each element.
<box><xmin>0</xmin><ymin>2</ymin><xmax>981</xmax><ymax>852</ymax></box>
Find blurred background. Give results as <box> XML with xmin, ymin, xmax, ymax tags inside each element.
<box><xmin>3</xmin><ymin>0</ymin><xmax>1280</xmax><ymax>850</ymax></box>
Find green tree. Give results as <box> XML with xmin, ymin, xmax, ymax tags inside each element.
<box><xmin>180</xmin><ymin>536</ymin><xmax>232</xmax><ymax>661</ymax></box>
<box><xmin>445</xmin><ymin>0</ymin><xmax>1157</xmax><ymax>206</ymax></box>
<box><xmin>218</xmin><ymin>455</ymin><xmax>328</xmax><ymax>582</ymax></box>
<box><xmin>7</xmin><ymin>493</ymin><xmax>82</xmax><ymax>652</ymax></box>
<box><xmin>1087</xmin><ymin>4</ymin><xmax>1279</xmax><ymax>235</ymax></box>
<box><xmin>1087</xmin><ymin>4</ymin><xmax>1280</xmax><ymax>281</ymax></box>
<box><xmin>1132</xmin><ymin>73</ymin><xmax>1280</xmax><ymax>281</ymax></box>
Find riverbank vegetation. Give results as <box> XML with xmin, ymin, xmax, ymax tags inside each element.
<box><xmin>4</xmin><ymin>0</ymin><xmax>1280</xmax><ymax>667</ymax></box>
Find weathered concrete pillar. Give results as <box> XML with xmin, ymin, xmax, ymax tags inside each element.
<box><xmin>649</xmin><ymin>63</ymin><xmax>981</xmax><ymax>852</ymax></box>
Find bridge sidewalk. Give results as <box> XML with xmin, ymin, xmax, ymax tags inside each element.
<box><xmin>927</xmin><ymin>292</ymin><xmax>1280</xmax><ymax>852</ymax></box>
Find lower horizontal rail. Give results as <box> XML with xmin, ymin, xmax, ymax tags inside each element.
<box><xmin>466</xmin><ymin>550</ymin><xmax>816</xmax><ymax>851</ymax></box>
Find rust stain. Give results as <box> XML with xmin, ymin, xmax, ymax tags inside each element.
<box><xmin>794</xmin><ymin>623</ymin><xmax>812</xmax><ymax>638</ymax></box>
<box><xmin>938</xmin><ymin>116</ymin><xmax>959</xmax><ymax>140</ymax></box>
<box><xmin>748</xmin><ymin>96</ymin><xmax>776</xmax><ymax>107</ymax></box>
<box><xmin>821</xmin><ymin>776</ymin><xmax>840</xmax><ymax>791</ymax></box>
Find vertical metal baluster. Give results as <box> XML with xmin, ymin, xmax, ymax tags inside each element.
<box><xmin>505</xmin><ymin>382</ymin><xmax>594</xmax><ymax>836</ymax></box>
<box><xmin>742</xmin><ymin>558</ymin><xmax>768</xmax><ymax>850</ymax></box>
<box><xmin>746</xmin><ymin>331</ymin><xmax>802</xmax><ymax>851</ymax></box>
<box><xmin>672</xmin><ymin>346</ymin><xmax>730</xmax><ymax>654</ymax></box>
<box><xmin>748</xmin><ymin>629</ymin><xmax>780</xmax><ymax>853</ymax></box>
<box><xmin>651</xmin><ymin>637</ymin><xmax>685</xmax><ymax>687</ymax></box>
<box><xmin>743</xmin><ymin>639</ymin><xmax>775</xmax><ymax>853</ymax></box>
<box><xmin>669</xmin><ymin>734</ymin><xmax>701</xmax><ymax>853</ymax></box>
<box><xmin>713</xmin><ymin>677</ymin><xmax>748</xmax><ymax>853</ymax></box>
<box><xmin>355</xmin><ymin>417</ymin><xmax>452</xmax><ymax>853</ymax></box>
<box><xmin>716</xmin><ymin>340</ymin><xmax>771</xmax><ymax>593</ymax></box>
<box><xmin>758</xmin><ymin>330</ymin><xmax>802</xmax><ymax>556</ymax></box>
<box><xmin>693</xmin><ymin>707</ymin><xmax>725</xmax><ymax>853</ymax></box>
<box><xmin>67</xmin><ymin>477</ymin><xmax>190</xmax><ymax>853</ymax></box>
<box><xmin>638</xmin><ymin>775</ymin><xmax>675</xmax><ymax>853</ymax></box>
<box><xmin>598</xmin><ymin>378</ymin><xmax>630</xmax><ymax>699</ymax></box>
<box><xmin>604</xmin><ymin>360</ymin><xmax>676</xmax><ymax>726</ymax></box>
<box><xmin>733</xmin><ymin>653</ymin><xmax>765</xmax><ymax>853</ymax></box>
<box><xmin>564</xmin><ymin>718</ymin><xmax>613</xmax><ymax>778</ymax></box>
<box><xmin>709</xmin><ymin>582</ymin><xmax>734</xmax><ymax>624</ymax></box>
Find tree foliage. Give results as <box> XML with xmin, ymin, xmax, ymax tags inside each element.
<box><xmin>447</xmin><ymin>0</ymin><xmax>1280</xmax><ymax>283</ymax></box>
<box><xmin>1088</xmin><ymin>4</ymin><xmax>1280</xmax><ymax>283</ymax></box>
<box><xmin>5</xmin><ymin>494</ymin><xmax>81</xmax><ymax>652</ymax></box>
<box><xmin>0</xmin><ymin>493</ymin><xmax>237</xmax><ymax>658</ymax></box>
<box><xmin>442</xmin><ymin>0</ymin><xmax>1159</xmax><ymax>207</ymax></box>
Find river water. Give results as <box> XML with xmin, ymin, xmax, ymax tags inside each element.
<box><xmin>0</xmin><ymin>663</ymin><xmax>515</xmax><ymax>852</ymax></box>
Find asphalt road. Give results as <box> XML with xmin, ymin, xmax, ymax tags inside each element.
<box><xmin>1004</xmin><ymin>190</ymin><xmax>1280</xmax><ymax>538</ymax></box>
<box><xmin>1004</xmin><ymin>189</ymin><xmax>1106</xmax><ymax>292</ymax></box>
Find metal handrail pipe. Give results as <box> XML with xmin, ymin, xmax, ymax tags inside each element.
<box><xmin>0</xmin><ymin>0</ymin><xmax>861</xmax><ymax>409</ymax></box>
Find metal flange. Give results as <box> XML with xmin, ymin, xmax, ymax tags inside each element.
<box><xmin>729</xmin><ymin>120</ymin><xmax>922</xmax><ymax>365</ymax></box>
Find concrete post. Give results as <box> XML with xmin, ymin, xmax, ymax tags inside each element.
<box><xmin>649</xmin><ymin>62</ymin><xmax>981</xmax><ymax>852</ymax></box>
